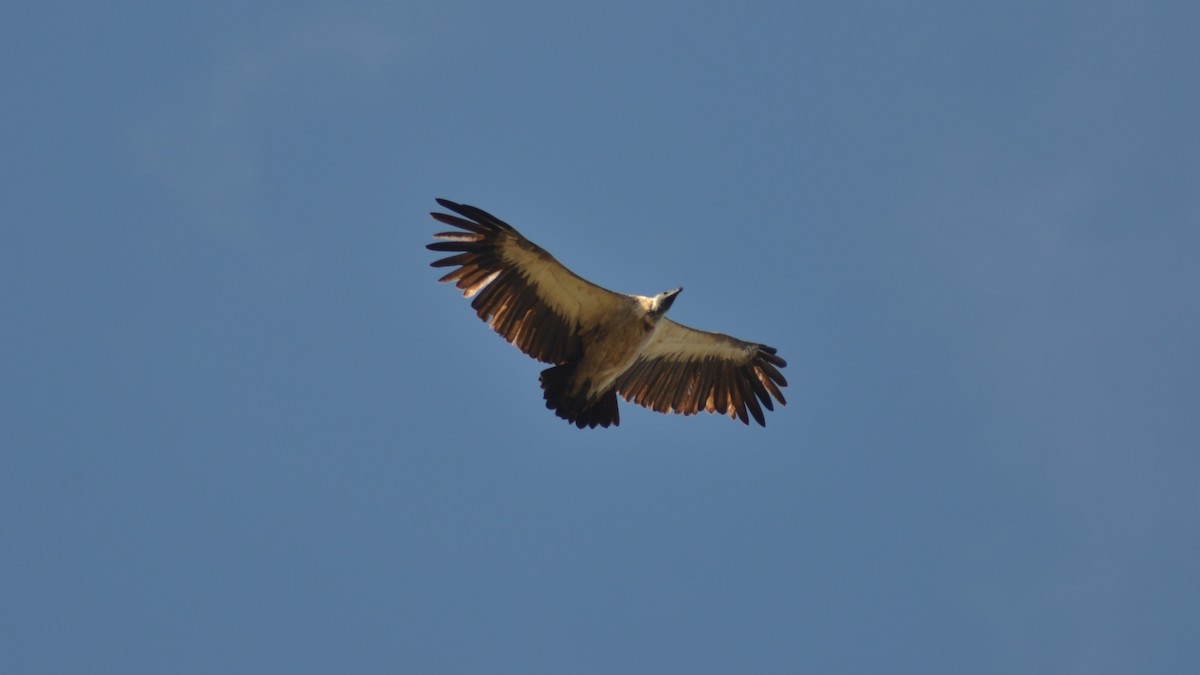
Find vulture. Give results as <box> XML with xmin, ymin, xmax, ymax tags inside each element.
<box><xmin>426</xmin><ymin>198</ymin><xmax>788</xmax><ymax>428</ymax></box>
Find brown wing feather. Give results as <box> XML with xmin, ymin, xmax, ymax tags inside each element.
<box><xmin>426</xmin><ymin>198</ymin><xmax>626</xmax><ymax>365</ymax></box>
<box><xmin>614</xmin><ymin>319</ymin><xmax>787</xmax><ymax>426</ymax></box>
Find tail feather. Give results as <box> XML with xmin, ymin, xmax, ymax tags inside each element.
<box><xmin>540</xmin><ymin>364</ymin><xmax>620</xmax><ymax>429</ymax></box>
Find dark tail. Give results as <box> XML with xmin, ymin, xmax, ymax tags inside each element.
<box><xmin>539</xmin><ymin>364</ymin><xmax>620</xmax><ymax>429</ymax></box>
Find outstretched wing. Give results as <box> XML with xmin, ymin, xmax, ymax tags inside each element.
<box><xmin>427</xmin><ymin>198</ymin><xmax>629</xmax><ymax>365</ymax></box>
<box><xmin>614</xmin><ymin>319</ymin><xmax>788</xmax><ymax>426</ymax></box>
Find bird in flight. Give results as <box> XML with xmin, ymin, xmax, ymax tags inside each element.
<box><xmin>427</xmin><ymin>199</ymin><xmax>787</xmax><ymax>428</ymax></box>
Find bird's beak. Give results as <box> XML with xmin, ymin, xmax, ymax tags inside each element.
<box><xmin>656</xmin><ymin>287</ymin><xmax>682</xmax><ymax>314</ymax></box>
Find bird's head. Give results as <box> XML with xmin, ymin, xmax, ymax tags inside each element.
<box><xmin>649</xmin><ymin>287</ymin><xmax>683</xmax><ymax>317</ymax></box>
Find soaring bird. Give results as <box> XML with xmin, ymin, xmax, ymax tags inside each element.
<box><xmin>426</xmin><ymin>199</ymin><xmax>787</xmax><ymax>428</ymax></box>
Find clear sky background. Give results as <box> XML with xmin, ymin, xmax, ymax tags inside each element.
<box><xmin>4</xmin><ymin>1</ymin><xmax>1198</xmax><ymax>673</ymax></box>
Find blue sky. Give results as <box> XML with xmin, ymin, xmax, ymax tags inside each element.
<box><xmin>4</xmin><ymin>1</ymin><xmax>1198</xmax><ymax>672</ymax></box>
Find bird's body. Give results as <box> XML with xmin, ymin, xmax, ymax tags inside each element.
<box><xmin>572</xmin><ymin>301</ymin><xmax>657</xmax><ymax>395</ymax></box>
<box><xmin>426</xmin><ymin>199</ymin><xmax>787</xmax><ymax>428</ymax></box>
